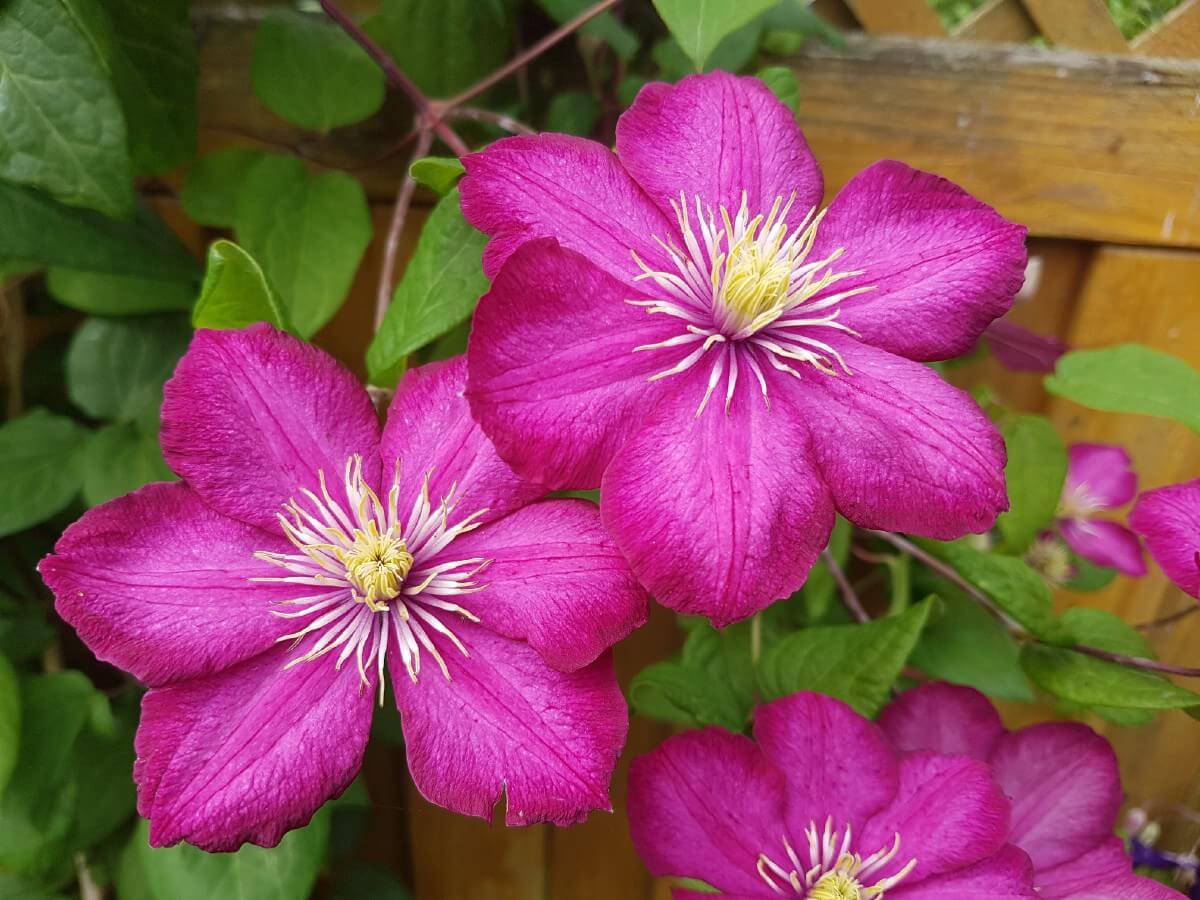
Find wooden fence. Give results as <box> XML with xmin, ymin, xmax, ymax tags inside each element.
<box><xmin>180</xmin><ymin>1</ymin><xmax>1200</xmax><ymax>896</ymax></box>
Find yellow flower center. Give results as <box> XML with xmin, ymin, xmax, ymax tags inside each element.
<box><xmin>1025</xmin><ymin>533</ymin><xmax>1074</xmax><ymax>585</ymax></box>
<box><xmin>810</xmin><ymin>870</ymin><xmax>864</xmax><ymax>900</ymax></box>
<box><xmin>340</xmin><ymin>522</ymin><xmax>413</xmax><ymax>612</ymax></box>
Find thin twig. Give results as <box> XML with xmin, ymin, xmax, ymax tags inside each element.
<box><xmin>822</xmin><ymin>549</ymin><xmax>870</xmax><ymax>624</ymax></box>
<box><xmin>1072</xmin><ymin>644</ymin><xmax>1200</xmax><ymax>679</ymax></box>
<box><xmin>1136</xmin><ymin>603</ymin><xmax>1200</xmax><ymax>632</ymax></box>
<box><xmin>750</xmin><ymin>613</ymin><xmax>763</xmax><ymax>667</ymax></box>
<box><xmin>376</xmin><ymin>129</ymin><xmax>434</xmax><ymax>332</ymax></box>
<box><xmin>445</xmin><ymin>106</ymin><xmax>536</xmax><ymax>136</ymax></box>
<box><xmin>317</xmin><ymin>0</ymin><xmax>469</xmax><ymax>156</ymax></box>
<box><xmin>440</xmin><ymin>0</ymin><xmax>621</xmax><ymax>110</ymax></box>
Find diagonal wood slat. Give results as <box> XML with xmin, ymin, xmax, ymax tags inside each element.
<box><xmin>1134</xmin><ymin>0</ymin><xmax>1200</xmax><ymax>57</ymax></box>
<box><xmin>1020</xmin><ymin>0</ymin><xmax>1130</xmax><ymax>51</ymax></box>
<box><xmin>955</xmin><ymin>0</ymin><xmax>1040</xmax><ymax>42</ymax></box>
<box><xmin>844</xmin><ymin>0</ymin><xmax>947</xmax><ymax>36</ymax></box>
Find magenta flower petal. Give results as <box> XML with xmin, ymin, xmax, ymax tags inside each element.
<box><xmin>810</xmin><ymin>161</ymin><xmax>1026</xmax><ymax>362</ymax></box>
<box><xmin>1036</xmin><ymin>838</ymin><xmax>1178</xmax><ymax>900</ymax></box>
<box><xmin>784</xmin><ymin>336</ymin><xmax>1008</xmax><ymax>538</ymax></box>
<box><xmin>1064</xmin><ymin>442</ymin><xmax>1138</xmax><ymax>510</ymax></box>
<box><xmin>40</xmin><ymin>482</ymin><xmax>293</xmax><ymax>686</ymax></box>
<box><xmin>983</xmin><ymin>320</ymin><xmax>1068</xmax><ymax>374</ymax></box>
<box><xmin>460</xmin><ymin>133</ymin><xmax>674</xmax><ymax>284</ymax></box>
<box><xmin>381</xmin><ymin>356</ymin><xmax>542</xmax><ymax>523</ymax></box>
<box><xmin>135</xmin><ymin>647</ymin><xmax>373</xmax><ymax>851</ymax></box>
<box><xmin>1131</xmin><ymin>479</ymin><xmax>1200</xmax><ymax>598</ymax></box>
<box><xmin>988</xmin><ymin>723</ymin><xmax>1122</xmax><ymax>872</ymax></box>
<box><xmin>879</xmin><ymin>682</ymin><xmax>1005</xmax><ymax>761</ymax></box>
<box><xmin>391</xmin><ymin>618</ymin><xmax>626</xmax><ymax>826</ymax></box>
<box><xmin>753</xmin><ymin>692</ymin><xmax>898</xmax><ymax>838</ymax></box>
<box><xmin>615</xmin><ymin>72</ymin><xmax>823</xmax><ymax>221</ymax></box>
<box><xmin>601</xmin><ymin>369</ymin><xmax>835</xmax><ymax>626</ymax></box>
<box><xmin>466</xmin><ymin>240</ymin><xmax>679</xmax><ymax>489</ymax></box>
<box><xmin>628</xmin><ymin>728</ymin><xmax>789</xmax><ymax>895</ymax></box>
<box><xmin>888</xmin><ymin>845</ymin><xmax>1037</xmax><ymax>899</ymax></box>
<box><xmin>861</xmin><ymin>752</ymin><xmax>1011</xmax><ymax>884</ymax></box>
<box><xmin>442</xmin><ymin>498</ymin><xmax>648</xmax><ymax>671</ymax></box>
<box><xmin>1059</xmin><ymin>518</ymin><xmax>1147</xmax><ymax>576</ymax></box>
<box><xmin>161</xmin><ymin>324</ymin><xmax>381</xmax><ymax>530</ymax></box>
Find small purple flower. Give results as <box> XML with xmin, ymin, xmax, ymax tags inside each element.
<box><xmin>1131</xmin><ymin>478</ymin><xmax>1200</xmax><ymax>600</ymax></box>
<box><xmin>1057</xmin><ymin>443</ymin><xmax>1147</xmax><ymax>577</ymax></box>
<box><xmin>880</xmin><ymin>682</ymin><xmax>1179</xmax><ymax>899</ymax></box>
<box><xmin>40</xmin><ymin>325</ymin><xmax>647</xmax><ymax>850</ymax></box>
<box><xmin>983</xmin><ymin>319</ymin><xmax>1067</xmax><ymax>373</ymax></box>
<box><xmin>628</xmin><ymin>691</ymin><xmax>1038</xmax><ymax>898</ymax></box>
<box><xmin>460</xmin><ymin>71</ymin><xmax>1026</xmax><ymax>626</ymax></box>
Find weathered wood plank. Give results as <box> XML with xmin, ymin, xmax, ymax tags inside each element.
<box><xmin>1020</xmin><ymin>0</ymin><xmax>1129</xmax><ymax>51</ymax></box>
<box><xmin>1134</xmin><ymin>0</ymin><xmax>1200</xmax><ymax>58</ymax></box>
<box><xmin>955</xmin><ymin>0</ymin><xmax>1040</xmax><ymax>42</ymax></box>
<box><xmin>782</xmin><ymin>35</ymin><xmax>1200</xmax><ymax>248</ymax></box>
<box><xmin>844</xmin><ymin>0</ymin><xmax>946</xmax><ymax>36</ymax></box>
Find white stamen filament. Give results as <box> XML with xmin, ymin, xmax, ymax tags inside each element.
<box><xmin>756</xmin><ymin>818</ymin><xmax>917</xmax><ymax>898</ymax></box>
<box><xmin>629</xmin><ymin>191</ymin><xmax>875</xmax><ymax>414</ymax></box>
<box><xmin>253</xmin><ymin>454</ymin><xmax>490</xmax><ymax>701</ymax></box>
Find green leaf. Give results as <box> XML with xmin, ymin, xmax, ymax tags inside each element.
<box><xmin>193</xmin><ymin>240</ymin><xmax>293</xmax><ymax>333</ymax></box>
<box><xmin>761</xmin><ymin>0</ymin><xmax>845</xmax><ymax>50</ymax></box>
<box><xmin>0</xmin><ymin>654</ymin><xmax>18</xmax><ymax>797</ymax></box>
<box><xmin>81</xmin><ymin>422</ymin><xmax>174</xmax><ymax>507</ymax></box>
<box><xmin>0</xmin><ymin>597</ymin><xmax>54</xmax><ymax>666</ymax></box>
<box><xmin>996</xmin><ymin>415</ymin><xmax>1067</xmax><ymax>553</ymax></box>
<box><xmin>369</xmin><ymin>0</ymin><xmax>514</xmax><ymax>97</ymax></box>
<box><xmin>65</xmin><ymin>696</ymin><xmax>137</xmax><ymax>851</ymax></box>
<box><xmin>0</xmin><ymin>183</ymin><xmax>199</xmax><ymax>281</ymax></box>
<box><xmin>251</xmin><ymin>10</ymin><xmax>385</xmax><ymax>132</ymax></box>
<box><xmin>652</xmin><ymin>21</ymin><xmax>763</xmax><ymax>79</ymax></box>
<box><xmin>755</xmin><ymin>66</ymin><xmax>800</xmax><ymax>113</ymax></box>
<box><xmin>1061</xmin><ymin>607</ymin><xmax>1159</xmax><ymax>724</ymax></box>
<box><xmin>47</xmin><ymin>268</ymin><xmax>193</xmax><ymax>316</ymax></box>
<box><xmin>367</xmin><ymin>188</ymin><xmax>488</xmax><ymax>385</ymax></box>
<box><xmin>66</xmin><ymin>314</ymin><xmax>191</xmax><ymax>422</ymax></box>
<box><xmin>1021</xmin><ymin>643</ymin><xmax>1200</xmax><ymax>710</ymax></box>
<box><xmin>409</xmin><ymin>156</ymin><xmax>465</xmax><ymax>197</ymax></box>
<box><xmin>797</xmin><ymin>516</ymin><xmax>851</xmax><ymax>624</ymax></box>
<box><xmin>180</xmin><ymin>148</ymin><xmax>265</xmax><ymax>228</ymax></box>
<box><xmin>0</xmin><ymin>0</ymin><xmax>133</xmax><ymax>217</ymax></box>
<box><xmin>545</xmin><ymin>90</ymin><xmax>601</xmax><ymax>136</ymax></box>
<box><xmin>911</xmin><ymin>588</ymin><xmax>1033</xmax><ymax>702</ymax></box>
<box><xmin>759</xmin><ymin>599</ymin><xmax>936</xmax><ymax>717</ymax></box>
<box><xmin>91</xmin><ymin>0</ymin><xmax>198</xmax><ymax>174</ymax></box>
<box><xmin>629</xmin><ymin>618</ymin><xmax>760</xmax><ymax>731</ymax></box>
<box><xmin>918</xmin><ymin>539</ymin><xmax>1073</xmax><ymax>644</ymax></box>
<box><xmin>1065</xmin><ymin>552</ymin><xmax>1117</xmax><ymax>592</ymax></box>
<box><xmin>0</xmin><ymin>672</ymin><xmax>95</xmax><ymax>876</ymax></box>
<box><xmin>651</xmin><ymin>0</ymin><xmax>778</xmax><ymax>69</ymax></box>
<box><xmin>236</xmin><ymin>155</ymin><xmax>373</xmax><ymax>338</ymax></box>
<box><xmin>535</xmin><ymin>0</ymin><xmax>640</xmax><ymax>58</ymax></box>
<box><xmin>0</xmin><ymin>410</ymin><xmax>86</xmax><ymax>539</ymax></box>
<box><xmin>1046</xmin><ymin>344</ymin><xmax>1200</xmax><ymax>433</ymax></box>
<box><xmin>124</xmin><ymin>808</ymin><xmax>330</xmax><ymax>900</ymax></box>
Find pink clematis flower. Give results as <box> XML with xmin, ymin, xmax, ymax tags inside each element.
<box><xmin>983</xmin><ymin>319</ymin><xmax>1067</xmax><ymax>373</ymax></box>
<box><xmin>461</xmin><ymin>71</ymin><xmax>1026</xmax><ymax>625</ymax></box>
<box><xmin>39</xmin><ymin>325</ymin><xmax>647</xmax><ymax>850</ymax></box>
<box><xmin>1057</xmin><ymin>443</ymin><xmax>1147</xmax><ymax>577</ymax></box>
<box><xmin>879</xmin><ymin>682</ymin><xmax>1177</xmax><ymax>900</ymax></box>
<box><xmin>628</xmin><ymin>691</ymin><xmax>1038</xmax><ymax>898</ymax></box>
<box><xmin>1130</xmin><ymin>478</ymin><xmax>1200</xmax><ymax>599</ymax></box>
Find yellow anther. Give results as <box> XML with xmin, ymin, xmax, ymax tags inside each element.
<box><xmin>342</xmin><ymin>530</ymin><xmax>413</xmax><ymax>611</ymax></box>
<box><xmin>810</xmin><ymin>871</ymin><xmax>864</xmax><ymax>900</ymax></box>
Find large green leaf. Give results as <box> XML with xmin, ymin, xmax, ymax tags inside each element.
<box><xmin>193</xmin><ymin>240</ymin><xmax>293</xmax><ymax>333</ymax></box>
<box><xmin>918</xmin><ymin>539</ymin><xmax>1072</xmax><ymax>644</ymax></box>
<box><xmin>0</xmin><ymin>184</ymin><xmax>198</xmax><ymax>281</ymax></box>
<box><xmin>755</xmin><ymin>66</ymin><xmax>800</xmax><ymax>113</ymax></box>
<box><xmin>47</xmin><ymin>268</ymin><xmax>193</xmax><ymax>316</ymax></box>
<box><xmin>66</xmin><ymin>314</ymin><xmax>191</xmax><ymax>422</ymax></box>
<box><xmin>996</xmin><ymin>415</ymin><xmax>1067</xmax><ymax>553</ymax></box>
<box><xmin>124</xmin><ymin>808</ymin><xmax>331</xmax><ymax>900</ymax></box>
<box><xmin>65</xmin><ymin>695</ymin><xmax>137</xmax><ymax>851</ymax></box>
<box><xmin>651</xmin><ymin>0</ymin><xmax>778</xmax><ymax>69</ymax></box>
<box><xmin>236</xmin><ymin>156</ymin><xmax>372</xmax><ymax>338</ymax></box>
<box><xmin>758</xmin><ymin>599</ymin><xmax>935</xmax><ymax>717</ymax></box>
<box><xmin>1021</xmin><ymin>643</ymin><xmax>1200</xmax><ymax>710</ymax></box>
<box><xmin>409</xmin><ymin>156</ymin><xmax>465</xmax><ymax>197</ymax></box>
<box><xmin>0</xmin><ymin>410</ymin><xmax>86</xmax><ymax>538</ymax></box>
<box><xmin>251</xmin><ymin>10</ymin><xmax>384</xmax><ymax>132</ymax></box>
<box><xmin>0</xmin><ymin>654</ymin><xmax>18</xmax><ymax>797</ymax></box>
<box><xmin>369</xmin><ymin>0</ymin><xmax>514</xmax><ymax>97</ymax></box>
<box><xmin>367</xmin><ymin>189</ymin><xmax>488</xmax><ymax>385</ymax></box>
<box><xmin>1060</xmin><ymin>606</ymin><xmax>1159</xmax><ymax>725</ymax></box>
<box><xmin>180</xmin><ymin>148</ymin><xmax>266</xmax><ymax>228</ymax></box>
<box><xmin>0</xmin><ymin>0</ymin><xmax>133</xmax><ymax>217</ymax></box>
<box><xmin>81</xmin><ymin>422</ymin><xmax>174</xmax><ymax>507</ymax></box>
<box><xmin>1046</xmin><ymin>344</ymin><xmax>1200</xmax><ymax>433</ymax></box>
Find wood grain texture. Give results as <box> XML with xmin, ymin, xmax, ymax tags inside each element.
<box><xmin>1021</xmin><ymin>0</ymin><xmax>1130</xmax><ymax>51</ymax></box>
<box><xmin>1134</xmin><ymin>0</ymin><xmax>1200</xmax><ymax>58</ymax></box>
<box><xmin>844</xmin><ymin>0</ymin><xmax>946</xmax><ymax>36</ymax></box>
<box><xmin>954</xmin><ymin>0</ymin><xmax>1039</xmax><ymax>42</ymax></box>
<box><xmin>784</xmin><ymin>35</ymin><xmax>1200</xmax><ymax>248</ymax></box>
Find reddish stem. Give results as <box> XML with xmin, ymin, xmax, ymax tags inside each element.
<box><xmin>822</xmin><ymin>549</ymin><xmax>870</xmax><ymax>624</ymax></box>
<box><xmin>376</xmin><ymin>129</ymin><xmax>434</xmax><ymax>332</ymax></box>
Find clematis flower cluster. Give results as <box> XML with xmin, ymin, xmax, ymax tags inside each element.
<box><xmin>40</xmin><ymin>325</ymin><xmax>647</xmax><ymax>850</ymax></box>
<box><xmin>461</xmin><ymin>70</ymin><xmax>1027</xmax><ymax>626</ymax></box>
<box><xmin>631</xmin><ymin>685</ymin><xmax>1176</xmax><ymax>899</ymax></box>
<box><xmin>1056</xmin><ymin>443</ymin><xmax>1147</xmax><ymax>577</ymax></box>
